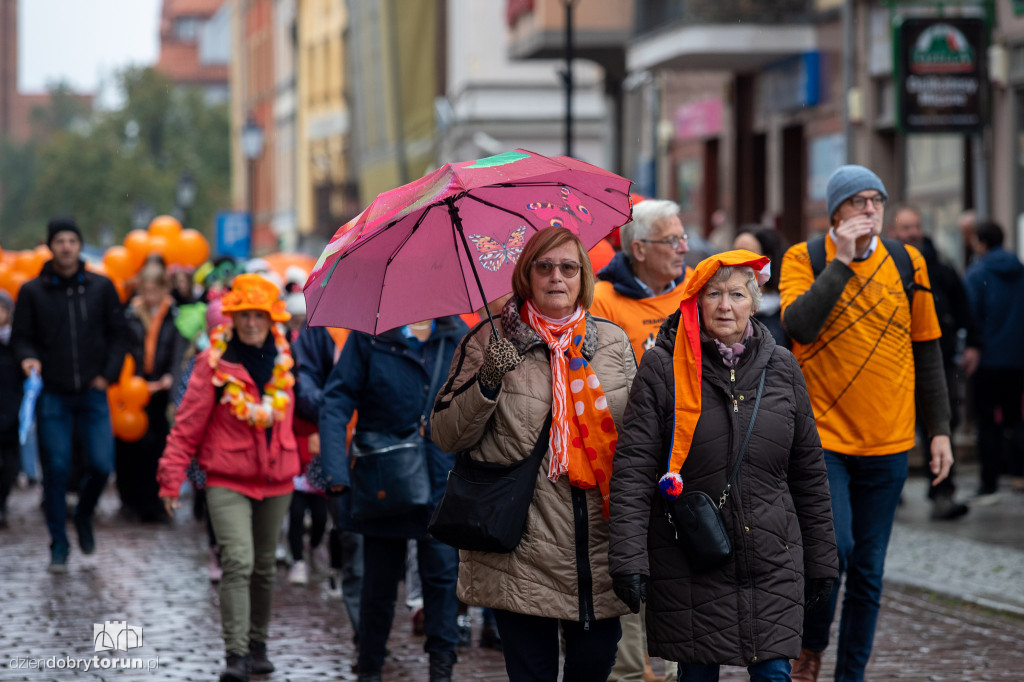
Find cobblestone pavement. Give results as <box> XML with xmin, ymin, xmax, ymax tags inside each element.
<box><xmin>1</xmin><ymin>477</ymin><xmax>1022</xmax><ymax>681</ymax></box>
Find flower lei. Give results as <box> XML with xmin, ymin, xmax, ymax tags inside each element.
<box><xmin>208</xmin><ymin>323</ymin><xmax>295</xmax><ymax>429</ymax></box>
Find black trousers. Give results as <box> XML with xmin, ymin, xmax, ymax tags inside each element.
<box><xmin>973</xmin><ymin>367</ymin><xmax>1024</xmax><ymax>494</ymax></box>
<box><xmin>491</xmin><ymin>608</ymin><xmax>621</xmax><ymax>682</ymax></box>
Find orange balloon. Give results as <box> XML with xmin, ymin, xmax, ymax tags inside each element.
<box><xmin>123</xmin><ymin>230</ymin><xmax>150</xmax><ymax>268</ymax></box>
<box><xmin>148</xmin><ymin>215</ymin><xmax>182</xmax><ymax>240</ymax></box>
<box><xmin>147</xmin><ymin>235</ymin><xmax>169</xmax><ymax>258</ymax></box>
<box><xmin>112</xmin><ymin>407</ymin><xmax>148</xmax><ymax>442</ymax></box>
<box><xmin>120</xmin><ymin>354</ymin><xmax>137</xmax><ymax>383</ymax></box>
<box><xmin>167</xmin><ymin>229</ymin><xmax>210</xmax><ymax>267</ymax></box>
<box><xmin>0</xmin><ymin>265</ymin><xmax>11</xmax><ymax>293</ymax></box>
<box><xmin>103</xmin><ymin>246</ymin><xmax>137</xmax><ymax>280</ymax></box>
<box><xmin>34</xmin><ymin>244</ymin><xmax>52</xmax><ymax>260</ymax></box>
<box><xmin>121</xmin><ymin>376</ymin><xmax>151</xmax><ymax>409</ymax></box>
<box><xmin>107</xmin><ymin>384</ymin><xmax>125</xmax><ymax>411</ymax></box>
<box><xmin>13</xmin><ymin>251</ymin><xmax>42</xmax><ymax>277</ymax></box>
<box><xmin>5</xmin><ymin>270</ymin><xmax>29</xmax><ymax>298</ymax></box>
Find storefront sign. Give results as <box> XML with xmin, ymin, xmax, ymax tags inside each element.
<box><xmin>674</xmin><ymin>98</ymin><xmax>724</xmax><ymax>141</ymax></box>
<box><xmin>758</xmin><ymin>52</ymin><xmax>820</xmax><ymax>115</ymax></box>
<box><xmin>896</xmin><ymin>17</ymin><xmax>986</xmax><ymax>133</ymax></box>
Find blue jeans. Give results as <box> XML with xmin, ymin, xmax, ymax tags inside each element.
<box><xmin>803</xmin><ymin>451</ymin><xmax>907</xmax><ymax>682</ymax></box>
<box><xmin>37</xmin><ymin>388</ymin><xmax>115</xmax><ymax>549</ymax></box>
<box><xmin>356</xmin><ymin>534</ymin><xmax>459</xmax><ymax>673</ymax></box>
<box><xmin>491</xmin><ymin>609</ymin><xmax>622</xmax><ymax>681</ymax></box>
<box><xmin>677</xmin><ymin>658</ymin><xmax>791</xmax><ymax>681</ymax></box>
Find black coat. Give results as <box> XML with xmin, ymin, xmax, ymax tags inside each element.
<box><xmin>320</xmin><ymin>316</ymin><xmax>468</xmax><ymax>538</ymax></box>
<box><xmin>0</xmin><ymin>338</ymin><xmax>22</xmax><ymax>446</ymax></box>
<box><xmin>11</xmin><ymin>260</ymin><xmax>125</xmax><ymax>394</ymax></box>
<box><xmin>608</xmin><ymin>314</ymin><xmax>837</xmax><ymax>666</ymax></box>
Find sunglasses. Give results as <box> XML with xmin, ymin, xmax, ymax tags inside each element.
<box><xmin>532</xmin><ymin>260</ymin><xmax>581</xmax><ymax>278</ymax></box>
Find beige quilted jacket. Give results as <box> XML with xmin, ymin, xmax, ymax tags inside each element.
<box><xmin>430</xmin><ymin>298</ymin><xmax>636</xmax><ymax>623</ymax></box>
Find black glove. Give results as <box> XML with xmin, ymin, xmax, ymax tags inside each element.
<box><xmin>478</xmin><ymin>331</ymin><xmax>523</xmax><ymax>391</ymax></box>
<box><xmin>612</xmin><ymin>573</ymin><xmax>648</xmax><ymax>614</ymax></box>
<box><xmin>805</xmin><ymin>577</ymin><xmax>835</xmax><ymax>613</ymax></box>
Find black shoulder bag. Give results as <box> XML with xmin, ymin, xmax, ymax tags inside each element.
<box><xmin>428</xmin><ymin>413</ymin><xmax>553</xmax><ymax>553</ymax></box>
<box><xmin>348</xmin><ymin>340</ymin><xmax>446</xmax><ymax>520</ymax></box>
<box><xmin>664</xmin><ymin>367</ymin><xmax>767</xmax><ymax>573</ymax></box>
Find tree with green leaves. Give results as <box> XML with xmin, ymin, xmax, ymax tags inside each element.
<box><xmin>0</xmin><ymin>67</ymin><xmax>229</xmax><ymax>250</ymax></box>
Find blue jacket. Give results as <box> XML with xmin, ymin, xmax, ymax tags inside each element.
<box><xmin>965</xmin><ymin>247</ymin><xmax>1024</xmax><ymax>369</ymax></box>
<box><xmin>292</xmin><ymin>325</ymin><xmax>338</xmax><ymax>423</ymax></box>
<box><xmin>319</xmin><ymin>316</ymin><xmax>468</xmax><ymax>537</ymax></box>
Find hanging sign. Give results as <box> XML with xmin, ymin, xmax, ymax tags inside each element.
<box><xmin>896</xmin><ymin>17</ymin><xmax>986</xmax><ymax>133</ymax></box>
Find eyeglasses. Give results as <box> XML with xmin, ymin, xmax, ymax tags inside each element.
<box><xmin>639</xmin><ymin>234</ymin><xmax>689</xmax><ymax>250</ymax></box>
<box><xmin>532</xmin><ymin>260</ymin><xmax>581</xmax><ymax>278</ymax></box>
<box><xmin>847</xmin><ymin>194</ymin><xmax>886</xmax><ymax>211</ymax></box>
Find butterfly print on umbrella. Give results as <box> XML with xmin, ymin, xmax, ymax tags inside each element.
<box><xmin>466</xmin><ymin>226</ymin><xmax>528</xmax><ymax>272</ymax></box>
<box><xmin>526</xmin><ymin>186</ymin><xmax>594</xmax><ymax>234</ymax></box>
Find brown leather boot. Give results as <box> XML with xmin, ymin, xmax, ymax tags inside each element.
<box><xmin>791</xmin><ymin>648</ymin><xmax>822</xmax><ymax>682</ymax></box>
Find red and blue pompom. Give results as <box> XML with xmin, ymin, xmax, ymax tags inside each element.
<box><xmin>658</xmin><ymin>472</ymin><xmax>684</xmax><ymax>499</ymax></box>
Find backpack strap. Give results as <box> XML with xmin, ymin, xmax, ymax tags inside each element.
<box><xmin>808</xmin><ymin>235</ymin><xmax>925</xmax><ymax>311</ymax></box>
<box><xmin>808</xmin><ymin>237</ymin><xmax>827</xmax><ymax>278</ymax></box>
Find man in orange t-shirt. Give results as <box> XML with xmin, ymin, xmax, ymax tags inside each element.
<box><xmin>591</xmin><ymin>199</ymin><xmax>691</xmax><ymax>364</ymax></box>
<box><xmin>780</xmin><ymin>165</ymin><xmax>953</xmax><ymax>682</ymax></box>
<box><xmin>592</xmin><ymin>198</ymin><xmax>689</xmax><ymax>682</ymax></box>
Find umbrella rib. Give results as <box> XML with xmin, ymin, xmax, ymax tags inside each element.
<box><xmin>460</xmin><ymin>194</ymin><xmax>537</xmax><ymax>227</ymax></box>
<box><xmin>372</xmin><ymin>204</ymin><xmax>436</xmax><ymax>334</ymax></box>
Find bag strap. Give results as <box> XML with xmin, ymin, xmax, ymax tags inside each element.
<box><xmin>808</xmin><ymin>236</ymin><xmax>827</xmax><ymax>278</ymax></box>
<box><xmin>718</xmin><ymin>366</ymin><xmax>767</xmax><ymax>509</ymax></box>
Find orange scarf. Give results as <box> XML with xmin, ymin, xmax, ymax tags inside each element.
<box><xmin>523</xmin><ymin>301</ymin><xmax>618</xmax><ymax>517</ymax></box>
<box><xmin>661</xmin><ymin>250</ymin><xmax>770</xmax><ymax>500</ymax></box>
<box><xmin>135</xmin><ymin>296</ymin><xmax>173</xmax><ymax>376</ymax></box>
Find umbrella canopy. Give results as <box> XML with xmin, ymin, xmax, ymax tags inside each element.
<box><xmin>304</xmin><ymin>149</ymin><xmax>632</xmax><ymax>335</ymax></box>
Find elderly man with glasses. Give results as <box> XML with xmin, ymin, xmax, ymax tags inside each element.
<box><xmin>590</xmin><ymin>198</ymin><xmax>690</xmax><ymax>682</ymax></box>
<box><xmin>779</xmin><ymin>165</ymin><xmax>953</xmax><ymax>682</ymax></box>
<box><xmin>591</xmin><ymin>199</ymin><xmax>692</xmax><ymax>365</ymax></box>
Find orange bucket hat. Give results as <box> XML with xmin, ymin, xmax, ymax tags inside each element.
<box><xmin>660</xmin><ymin>249</ymin><xmax>770</xmax><ymax>500</ymax></box>
<box><xmin>220</xmin><ymin>273</ymin><xmax>291</xmax><ymax>323</ymax></box>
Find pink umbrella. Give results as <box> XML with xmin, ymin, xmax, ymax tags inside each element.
<box><xmin>304</xmin><ymin>149</ymin><xmax>632</xmax><ymax>335</ymax></box>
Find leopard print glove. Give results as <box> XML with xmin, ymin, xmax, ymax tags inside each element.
<box><xmin>478</xmin><ymin>334</ymin><xmax>522</xmax><ymax>391</ymax></box>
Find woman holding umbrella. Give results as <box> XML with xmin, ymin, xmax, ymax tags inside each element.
<box><xmin>158</xmin><ymin>274</ymin><xmax>299</xmax><ymax>682</ymax></box>
<box><xmin>431</xmin><ymin>226</ymin><xmax>637</xmax><ymax>681</ymax></box>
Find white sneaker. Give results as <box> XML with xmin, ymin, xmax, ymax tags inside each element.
<box><xmin>288</xmin><ymin>560</ymin><xmax>309</xmax><ymax>585</ymax></box>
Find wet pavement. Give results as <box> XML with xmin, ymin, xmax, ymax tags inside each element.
<box><xmin>0</xmin><ymin>467</ymin><xmax>1021</xmax><ymax>681</ymax></box>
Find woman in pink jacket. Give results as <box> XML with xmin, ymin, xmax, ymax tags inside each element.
<box><xmin>159</xmin><ymin>274</ymin><xmax>300</xmax><ymax>682</ymax></box>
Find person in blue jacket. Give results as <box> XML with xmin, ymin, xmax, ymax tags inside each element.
<box><xmin>319</xmin><ymin>315</ymin><xmax>467</xmax><ymax>682</ymax></box>
<box><xmin>964</xmin><ymin>220</ymin><xmax>1024</xmax><ymax>501</ymax></box>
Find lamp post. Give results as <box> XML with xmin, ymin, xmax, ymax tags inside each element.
<box><xmin>176</xmin><ymin>171</ymin><xmax>197</xmax><ymax>228</ymax></box>
<box><xmin>241</xmin><ymin>116</ymin><xmax>265</xmax><ymax>240</ymax></box>
<box><xmin>562</xmin><ymin>0</ymin><xmax>579</xmax><ymax>158</ymax></box>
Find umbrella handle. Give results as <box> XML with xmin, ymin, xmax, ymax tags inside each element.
<box><xmin>449</xmin><ymin>198</ymin><xmax>500</xmax><ymax>338</ymax></box>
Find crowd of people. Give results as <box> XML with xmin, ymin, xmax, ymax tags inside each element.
<box><xmin>1</xmin><ymin>159</ymin><xmax>1021</xmax><ymax>682</ymax></box>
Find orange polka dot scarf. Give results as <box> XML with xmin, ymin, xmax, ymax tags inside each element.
<box><xmin>661</xmin><ymin>250</ymin><xmax>770</xmax><ymax>501</ymax></box>
<box><xmin>524</xmin><ymin>300</ymin><xmax>618</xmax><ymax>517</ymax></box>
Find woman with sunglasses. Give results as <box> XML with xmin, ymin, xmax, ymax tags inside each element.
<box><xmin>431</xmin><ymin>226</ymin><xmax>637</xmax><ymax>681</ymax></box>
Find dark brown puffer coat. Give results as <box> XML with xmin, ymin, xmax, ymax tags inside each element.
<box><xmin>608</xmin><ymin>313</ymin><xmax>837</xmax><ymax>666</ymax></box>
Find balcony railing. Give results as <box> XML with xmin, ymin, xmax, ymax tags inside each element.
<box><xmin>636</xmin><ymin>0</ymin><xmax>815</xmax><ymax>38</ymax></box>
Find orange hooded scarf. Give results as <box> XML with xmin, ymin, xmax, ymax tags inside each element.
<box><xmin>658</xmin><ymin>249</ymin><xmax>771</xmax><ymax>500</ymax></box>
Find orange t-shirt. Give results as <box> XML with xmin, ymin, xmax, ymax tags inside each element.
<box><xmin>779</xmin><ymin>239</ymin><xmax>941</xmax><ymax>455</ymax></box>
<box><xmin>590</xmin><ymin>275</ymin><xmax>690</xmax><ymax>362</ymax></box>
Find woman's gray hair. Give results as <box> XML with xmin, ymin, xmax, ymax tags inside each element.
<box><xmin>701</xmin><ymin>265</ymin><xmax>762</xmax><ymax>311</ymax></box>
<box><xmin>620</xmin><ymin>200</ymin><xmax>681</xmax><ymax>263</ymax></box>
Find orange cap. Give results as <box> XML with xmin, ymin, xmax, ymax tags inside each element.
<box><xmin>220</xmin><ymin>273</ymin><xmax>291</xmax><ymax>323</ymax></box>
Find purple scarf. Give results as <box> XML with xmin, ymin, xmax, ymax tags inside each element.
<box><xmin>707</xmin><ymin>320</ymin><xmax>754</xmax><ymax>368</ymax></box>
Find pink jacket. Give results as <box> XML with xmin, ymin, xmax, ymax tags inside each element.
<box><xmin>158</xmin><ymin>348</ymin><xmax>300</xmax><ymax>500</ymax></box>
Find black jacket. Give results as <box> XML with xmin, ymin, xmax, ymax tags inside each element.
<box><xmin>919</xmin><ymin>237</ymin><xmax>980</xmax><ymax>366</ymax></box>
<box><xmin>0</xmin><ymin>337</ymin><xmax>22</xmax><ymax>445</ymax></box>
<box><xmin>11</xmin><ymin>260</ymin><xmax>126</xmax><ymax>394</ymax></box>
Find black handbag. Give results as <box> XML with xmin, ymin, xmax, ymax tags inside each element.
<box><xmin>665</xmin><ymin>367</ymin><xmax>767</xmax><ymax>573</ymax></box>
<box><xmin>428</xmin><ymin>413</ymin><xmax>553</xmax><ymax>553</ymax></box>
<box><xmin>348</xmin><ymin>340</ymin><xmax>446</xmax><ymax>521</ymax></box>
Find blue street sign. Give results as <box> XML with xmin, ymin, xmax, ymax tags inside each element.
<box><xmin>215</xmin><ymin>211</ymin><xmax>251</xmax><ymax>259</ymax></box>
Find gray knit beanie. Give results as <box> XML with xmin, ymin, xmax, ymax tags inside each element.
<box><xmin>825</xmin><ymin>165</ymin><xmax>887</xmax><ymax>221</ymax></box>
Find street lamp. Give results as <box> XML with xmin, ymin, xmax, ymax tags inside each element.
<box><xmin>176</xmin><ymin>171</ymin><xmax>197</xmax><ymax>227</ymax></box>
<box><xmin>242</xmin><ymin>116</ymin><xmax>265</xmax><ymax>231</ymax></box>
